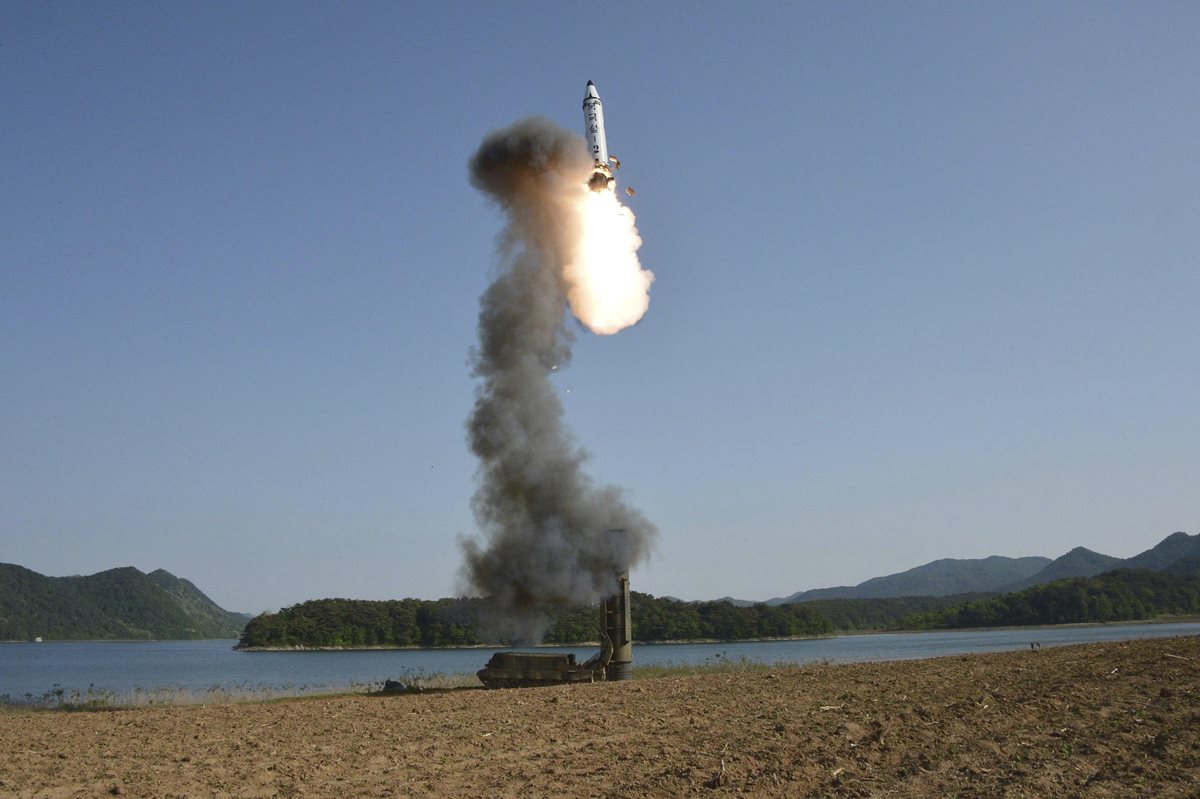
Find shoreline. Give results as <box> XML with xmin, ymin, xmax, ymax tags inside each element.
<box><xmin>4</xmin><ymin>634</ymin><xmax>1197</xmax><ymax>796</ymax></box>
<box><xmin>236</xmin><ymin>614</ymin><xmax>1200</xmax><ymax>650</ymax></box>
<box><xmin>8</xmin><ymin>614</ymin><xmax>1199</xmax><ymax>648</ymax></box>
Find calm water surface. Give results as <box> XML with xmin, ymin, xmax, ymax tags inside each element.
<box><xmin>3</xmin><ymin>622</ymin><xmax>1197</xmax><ymax>702</ymax></box>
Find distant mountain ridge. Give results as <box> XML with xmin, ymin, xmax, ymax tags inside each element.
<box><xmin>1000</xmin><ymin>547</ymin><xmax>1123</xmax><ymax>593</ymax></box>
<box><xmin>1120</xmin><ymin>532</ymin><xmax>1200</xmax><ymax>572</ymax></box>
<box><xmin>713</xmin><ymin>596</ymin><xmax>757</xmax><ymax>608</ymax></box>
<box><xmin>0</xmin><ymin>564</ymin><xmax>250</xmax><ymax>641</ymax></box>
<box><xmin>753</xmin><ymin>532</ymin><xmax>1198</xmax><ymax>606</ymax></box>
<box><xmin>765</xmin><ymin>556</ymin><xmax>1050</xmax><ymax>605</ymax></box>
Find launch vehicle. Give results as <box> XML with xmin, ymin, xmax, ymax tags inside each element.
<box><xmin>583</xmin><ymin>80</ymin><xmax>617</xmax><ymax>192</ymax></box>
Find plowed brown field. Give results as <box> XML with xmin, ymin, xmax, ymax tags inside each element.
<box><xmin>2</xmin><ymin>634</ymin><xmax>1197</xmax><ymax>798</ymax></box>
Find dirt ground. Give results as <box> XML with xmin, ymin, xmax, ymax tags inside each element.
<box><xmin>2</xmin><ymin>634</ymin><xmax>1197</xmax><ymax>798</ymax></box>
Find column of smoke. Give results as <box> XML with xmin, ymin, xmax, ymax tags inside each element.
<box><xmin>459</xmin><ymin>117</ymin><xmax>656</xmax><ymax>644</ymax></box>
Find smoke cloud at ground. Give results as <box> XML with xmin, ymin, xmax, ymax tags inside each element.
<box><xmin>459</xmin><ymin>117</ymin><xmax>656</xmax><ymax>644</ymax></box>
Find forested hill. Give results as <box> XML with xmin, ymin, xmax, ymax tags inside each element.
<box><xmin>902</xmin><ymin>566</ymin><xmax>1200</xmax><ymax>629</ymax></box>
<box><xmin>0</xmin><ymin>564</ymin><xmax>250</xmax><ymax>641</ymax></box>
<box><xmin>999</xmin><ymin>547</ymin><xmax>1123</xmax><ymax>593</ymax></box>
<box><xmin>764</xmin><ymin>532</ymin><xmax>1198</xmax><ymax>604</ymax></box>
<box><xmin>767</xmin><ymin>556</ymin><xmax>1050</xmax><ymax>604</ymax></box>
<box><xmin>1120</xmin><ymin>532</ymin><xmax>1200</xmax><ymax>571</ymax></box>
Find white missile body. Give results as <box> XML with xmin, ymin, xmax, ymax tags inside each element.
<box><xmin>583</xmin><ymin>80</ymin><xmax>613</xmax><ymax>191</ymax></box>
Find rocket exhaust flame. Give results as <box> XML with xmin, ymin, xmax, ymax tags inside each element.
<box><xmin>460</xmin><ymin>115</ymin><xmax>655</xmax><ymax>644</ymax></box>
<box><xmin>567</xmin><ymin>190</ymin><xmax>652</xmax><ymax>334</ymax></box>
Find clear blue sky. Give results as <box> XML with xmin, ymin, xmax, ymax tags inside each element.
<box><xmin>3</xmin><ymin>2</ymin><xmax>1197</xmax><ymax>613</ymax></box>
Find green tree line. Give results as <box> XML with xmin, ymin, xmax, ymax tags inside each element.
<box><xmin>801</xmin><ymin>593</ymin><xmax>995</xmax><ymax>630</ymax></box>
<box><xmin>236</xmin><ymin>592</ymin><xmax>835</xmax><ymax>649</ymax></box>
<box><xmin>237</xmin><ymin>597</ymin><xmax>485</xmax><ymax>648</ymax></box>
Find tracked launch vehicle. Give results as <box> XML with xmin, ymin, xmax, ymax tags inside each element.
<box><xmin>477</xmin><ymin>573</ymin><xmax>632</xmax><ymax>689</ymax></box>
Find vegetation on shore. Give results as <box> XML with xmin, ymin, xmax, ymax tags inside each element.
<box><xmin>236</xmin><ymin>592</ymin><xmax>835</xmax><ymax>648</ymax></box>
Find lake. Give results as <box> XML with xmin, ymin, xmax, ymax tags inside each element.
<box><xmin>3</xmin><ymin>621</ymin><xmax>1198</xmax><ymax>704</ymax></box>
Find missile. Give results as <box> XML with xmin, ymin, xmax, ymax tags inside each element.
<box><xmin>583</xmin><ymin>80</ymin><xmax>614</xmax><ymax>191</ymax></box>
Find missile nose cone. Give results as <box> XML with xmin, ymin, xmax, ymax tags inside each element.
<box><xmin>587</xmin><ymin>80</ymin><xmax>594</xmax><ymax>86</ymax></box>
<box><xmin>584</xmin><ymin>81</ymin><xmax>600</xmax><ymax>101</ymax></box>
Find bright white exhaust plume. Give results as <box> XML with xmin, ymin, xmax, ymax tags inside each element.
<box><xmin>460</xmin><ymin>117</ymin><xmax>656</xmax><ymax>644</ymax></box>
<box><xmin>565</xmin><ymin>189</ymin><xmax>653</xmax><ymax>334</ymax></box>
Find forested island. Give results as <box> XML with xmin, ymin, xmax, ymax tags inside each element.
<box><xmin>236</xmin><ymin>592</ymin><xmax>836</xmax><ymax>648</ymax></box>
<box><xmin>237</xmin><ymin>566</ymin><xmax>1200</xmax><ymax>649</ymax></box>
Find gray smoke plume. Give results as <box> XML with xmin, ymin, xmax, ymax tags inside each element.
<box><xmin>460</xmin><ymin>117</ymin><xmax>656</xmax><ymax>643</ymax></box>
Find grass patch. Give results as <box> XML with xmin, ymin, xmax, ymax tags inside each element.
<box><xmin>370</xmin><ymin>672</ymin><xmax>482</xmax><ymax>695</ymax></box>
<box><xmin>2</xmin><ymin>671</ymin><xmax>485</xmax><ymax>711</ymax></box>
<box><xmin>3</xmin><ymin>657</ymin><xmax>826</xmax><ymax>710</ymax></box>
<box><xmin>633</xmin><ymin>652</ymin><xmax>815</xmax><ymax>680</ymax></box>
<box><xmin>402</xmin><ymin>672</ymin><xmax>481</xmax><ymax>690</ymax></box>
<box><xmin>0</xmin><ymin>681</ymin><xmax>385</xmax><ymax>710</ymax></box>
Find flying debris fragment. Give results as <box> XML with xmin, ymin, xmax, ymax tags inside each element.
<box><xmin>583</xmin><ymin>80</ymin><xmax>614</xmax><ymax>192</ymax></box>
<box><xmin>608</xmin><ymin>155</ymin><xmax>621</xmax><ymax>171</ymax></box>
<box><xmin>625</xmin><ymin>186</ymin><xmax>636</xmax><ymax>197</ymax></box>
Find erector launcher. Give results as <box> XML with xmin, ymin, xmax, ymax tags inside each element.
<box><xmin>477</xmin><ymin>573</ymin><xmax>632</xmax><ymax>689</ymax></box>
